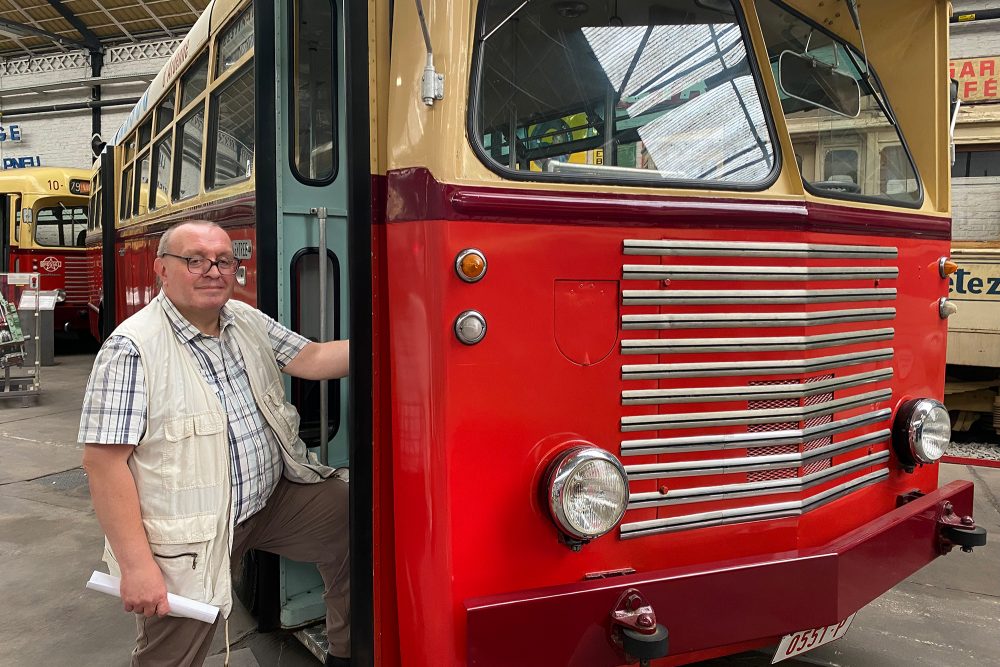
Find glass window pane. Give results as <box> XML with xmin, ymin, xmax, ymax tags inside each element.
<box><xmin>120</xmin><ymin>165</ymin><xmax>133</xmax><ymax>219</ymax></box>
<box><xmin>952</xmin><ymin>151</ymin><xmax>969</xmax><ymax>178</ymax></box>
<box><xmin>133</xmin><ymin>152</ymin><xmax>151</xmax><ymax>216</ymax></box>
<box><xmin>473</xmin><ymin>0</ymin><xmax>775</xmax><ymax>185</ymax></box>
<box><xmin>757</xmin><ymin>0</ymin><xmax>920</xmax><ymax>204</ymax></box>
<box><xmin>217</xmin><ymin>6</ymin><xmax>254</xmax><ymax>76</ymax></box>
<box><xmin>823</xmin><ymin>149</ymin><xmax>858</xmax><ymax>188</ymax></box>
<box><xmin>156</xmin><ymin>93</ymin><xmax>175</xmax><ymax>134</ymax></box>
<box><xmin>180</xmin><ymin>54</ymin><xmax>209</xmax><ymax>109</ymax></box>
<box><xmin>35</xmin><ymin>206</ymin><xmax>88</xmax><ymax>247</ymax></box>
<box><xmin>151</xmin><ymin>134</ymin><xmax>172</xmax><ymax>210</ymax></box>
<box><xmin>138</xmin><ymin>119</ymin><xmax>153</xmax><ymax>150</ymax></box>
<box><xmin>968</xmin><ymin>150</ymin><xmax>1000</xmax><ymax>177</ymax></box>
<box><xmin>292</xmin><ymin>0</ymin><xmax>336</xmax><ymax>182</ymax></box>
<box><xmin>174</xmin><ymin>109</ymin><xmax>205</xmax><ymax>201</ymax></box>
<box><xmin>209</xmin><ymin>65</ymin><xmax>255</xmax><ymax>189</ymax></box>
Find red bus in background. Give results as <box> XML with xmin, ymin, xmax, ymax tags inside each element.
<box><xmin>0</xmin><ymin>166</ymin><xmax>91</xmax><ymax>337</ymax></box>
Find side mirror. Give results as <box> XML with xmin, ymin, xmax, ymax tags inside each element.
<box><xmin>778</xmin><ymin>50</ymin><xmax>861</xmax><ymax>118</ymax></box>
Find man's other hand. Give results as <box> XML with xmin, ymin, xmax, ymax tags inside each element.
<box><xmin>120</xmin><ymin>561</ymin><xmax>170</xmax><ymax>617</ymax></box>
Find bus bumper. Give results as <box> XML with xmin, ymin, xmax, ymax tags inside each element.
<box><xmin>465</xmin><ymin>480</ymin><xmax>980</xmax><ymax>666</ymax></box>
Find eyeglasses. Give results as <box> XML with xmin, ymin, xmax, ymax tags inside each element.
<box><xmin>160</xmin><ymin>252</ymin><xmax>241</xmax><ymax>275</ymax></box>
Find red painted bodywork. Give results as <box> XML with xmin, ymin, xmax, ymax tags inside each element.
<box><xmin>382</xmin><ymin>168</ymin><xmax>961</xmax><ymax>666</ymax></box>
<box><xmin>463</xmin><ymin>481</ymin><xmax>973</xmax><ymax>666</ymax></box>
<box><xmin>10</xmin><ymin>248</ymin><xmax>90</xmax><ymax>334</ymax></box>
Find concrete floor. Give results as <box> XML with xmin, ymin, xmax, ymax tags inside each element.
<box><xmin>0</xmin><ymin>351</ymin><xmax>998</xmax><ymax>666</ymax></box>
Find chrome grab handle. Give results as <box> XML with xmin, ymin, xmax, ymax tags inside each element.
<box><xmin>310</xmin><ymin>206</ymin><xmax>330</xmax><ymax>465</ymax></box>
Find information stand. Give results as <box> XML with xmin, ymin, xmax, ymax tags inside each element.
<box><xmin>0</xmin><ymin>273</ymin><xmax>41</xmax><ymax>406</ymax></box>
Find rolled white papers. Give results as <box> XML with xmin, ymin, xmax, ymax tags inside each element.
<box><xmin>86</xmin><ymin>570</ymin><xmax>220</xmax><ymax>624</ymax></box>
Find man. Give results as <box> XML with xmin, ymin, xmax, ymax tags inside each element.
<box><xmin>81</xmin><ymin>220</ymin><xmax>350</xmax><ymax>667</ymax></box>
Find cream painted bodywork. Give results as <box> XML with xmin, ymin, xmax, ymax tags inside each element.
<box><xmin>385</xmin><ymin>0</ymin><xmax>951</xmax><ymax>218</ymax></box>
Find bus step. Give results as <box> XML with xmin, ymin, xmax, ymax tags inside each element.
<box><xmin>293</xmin><ymin>623</ymin><xmax>328</xmax><ymax>663</ymax></box>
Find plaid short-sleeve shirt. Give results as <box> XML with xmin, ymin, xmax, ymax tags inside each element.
<box><xmin>78</xmin><ymin>296</ymin><xmax>310</xmax><ymax>524</ymax></box>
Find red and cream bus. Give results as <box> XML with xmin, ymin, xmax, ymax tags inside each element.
<box><xmin>89</xmin><ymin>0</ymin><xmax>986</xmax><ymax>664</ymax></box>
<box><xmin>0</xmin><ymin>166</ymin><xmax>91</xmax><ymax>336</ymax></box>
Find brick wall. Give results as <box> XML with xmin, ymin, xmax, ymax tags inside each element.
<box><xmin>953</xmin><ymin>177</ymin><xmax>1000</xmax><ymax>241</ymax></box>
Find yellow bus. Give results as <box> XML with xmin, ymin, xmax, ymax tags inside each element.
<box><xmin>0</xmin><ymin>166</ymin><xmax>91</xmax><ymax>335</ymax></box>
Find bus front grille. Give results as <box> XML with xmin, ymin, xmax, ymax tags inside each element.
<box><xmin>618</xmin><ymin>239</ymin><xmax>895</xmax><ymax>539</ymax></box>
<box><xmin>61</xmin><ymin>256</ymin><xmax>90</xmax><ymax>305</ymax></box>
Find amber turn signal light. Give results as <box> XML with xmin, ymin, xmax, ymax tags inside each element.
<box><xmin>456</xmin><ymin>248</ymin><xmax>487</xmax><ymax>282</ymax></box>
<box><xmin>938</xmin><ymin>257</ymin><xmax>959</xmax><ymax>278</ymax></box>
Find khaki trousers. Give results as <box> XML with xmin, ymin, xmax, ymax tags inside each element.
<box><xmin>130</xmin><ymin>476</ymin><xmax>350</xmax><ymax>666</ymax></box>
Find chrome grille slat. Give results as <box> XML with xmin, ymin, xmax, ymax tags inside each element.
<box><xmin>622</xmin><ymin>349</ymin><xmax>893</xmax><ymax>380</ymax></box>
<box><xmin>619</xmin><ymin>470</ymin><xmax>889</xmax><ymax>538</ymax></box>
<box><xmin>621</xmin><ymin>389</ymin><xmax>891</xmax><ymax>432</ymax></box>
<box><xmin>623</xmin><ymin>239</ymin><xmax>898</xmax><ymax>259</ymax></box>
<box><xmin>617</xmin><ymin>239</ymin><xmax>897</xmax><ymax>538</ymax></box>
<box><xmin>621</xmin><ymin>328</ymin><xmax>893</xmax><ymax>355</ymax></box>
<box><xmin>622</xmin><ymin>288</ymin><xmax>896</xmax><ymax>306</ymax></box>
<box><xmin>621</xmin><ymin>409</ymin><xmax>891</xmax><ymax>456</ymax></box>
<box><xmin>622</xmin><ymin>308</ymin><xmax>895</xmax><ymax>330</ymax></box>
<box><xmin>623</xmin><ymin>265</ymin><xmax>898</xmax><ymax>281</ymax></box>
<box><xmin>624</xmin><ymin>430</ymin><xmax>889</xmax><ymax>479</ymax></box>
<box><xmin>627</xmin><ymin>452</ymin><xmax>889</xmax><ymax>509</ymax></box>
<box><xmin>622</xmin><ymin>369</ymin><xmax>893</xmax><ymax>405</ymax></box>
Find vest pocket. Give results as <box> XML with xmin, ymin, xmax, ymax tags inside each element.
<box><xmin>150</xmin><ymin>540</ymin><xmax>211</xmax><ymax>604</ymax></box>
<box><xmin>162</xmin><ymin>413</ymin><xmax>227</xmax><ymax>490</ymax></box>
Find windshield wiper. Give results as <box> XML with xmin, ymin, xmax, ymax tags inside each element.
<box><xmin>844</xmin><ymin>47</ymin><xmax>895</xmax><ymax>126</ymax></box>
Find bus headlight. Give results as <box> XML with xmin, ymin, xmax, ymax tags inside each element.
<box><xmin>545</xmin><ymin>446</ymin><xmax>629</xmax><ymax>544</ymax></box>
<box><xmin>892</xmin><ymin>399</ymin><xmax>951</xmax><ymax>470</ymax></box>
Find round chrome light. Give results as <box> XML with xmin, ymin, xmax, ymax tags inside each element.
<box><xmin>546</xmin><ymin>446</ymin><xmax>629</xmax><ymax>541</ymax></box>
<box><xmin>454</xmin><ymin>310</ymin><xmax>487</xmax><ymax>344</ymax></box>
<box><xmin>892</xmin><ymin>398</ymin><xmax>951</xmax><ymax>468</ymax></box>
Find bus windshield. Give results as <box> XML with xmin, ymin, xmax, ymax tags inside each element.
<box><xmin>35</xmin><ymin>203</ymin><xmax>88</xmax><ymax>248</ymax></box>
<box><xmin>472</xmin><ymin>0</ymin><xmax>776</xmax><ymax>186</ymax></box>
<box><xmin>757</xmin><ymin>0</ymin><xmax>921</xmax><ymax>205</ymax></box>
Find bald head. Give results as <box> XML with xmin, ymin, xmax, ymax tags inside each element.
<box><xmin>157</xmin><ymin>220</ymin><xmax>225</xmax><ymax>258</ymax></box>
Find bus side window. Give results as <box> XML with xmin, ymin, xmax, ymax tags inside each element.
<box><xmin>180</xmin><ymin>54</ymin><xmax>209</xmax><ymax>111</ymax></box>
<box><xmin>207</xmin><ymin>64</ymin><xmax>255</xmax><ymax>190</ymax></box>
<box><xmin>291</xmin><ymin>0</ymin><xmax>337</xmax><ymax>183</ymax></box>
<box><xmin>174</xmin><ymin>109</ymin><xmax>205</xmax><ymax>201</ymax></box>
<box><xmin>120</xmin><ymin>165</ymin><xmax>133</xmax><ymax>220</ymax></box>
<box><xmin>134</xmin><ymin>151</ymin><xmax>151</xmax><ymax>216</ymax></box>
<box><xmin>150</xmin><ymin>133</ymin><xmax>173</xmax><ymax>210</ymax></box>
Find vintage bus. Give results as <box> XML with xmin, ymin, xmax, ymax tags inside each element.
<box><xmin>89</xmin><ymin>0</ymin><xmax>986</xmax><ymax>665</ymax></box>
<box><xmin>0</xmin><ymin>166</ymin><xmax>91</xmax><ymax>337</ymax></box>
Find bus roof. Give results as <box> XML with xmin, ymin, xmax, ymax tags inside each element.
<box><xmin>112</xmin><ymin>0</ymin><xmax>222</xmax><ymax>146</ymax></box>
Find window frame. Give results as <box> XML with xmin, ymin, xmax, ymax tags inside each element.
<box><xmin>172</xmin><ymin>105</ymin><xmax>207</xmax><ymax>202</ymax></box>
<box><xmin>205</xmin><ymin>60</ymin><xmax>255</xmax><ymax>192</ymax></box>
<box><xmin>466</xmin><ymin>0</ymin><xmax>782</xmax><ymax>191</ymax></box>
<box><xmin>287</xmin><ymin>0</ymin><xmax>339</xmax><ymax>187</ymax></box>
<box><xmin>762</xmin><ymin>0</ymin><xmax>923</xmax><ymax>209</ymax></box>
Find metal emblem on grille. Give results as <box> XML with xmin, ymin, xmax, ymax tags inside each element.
<box><xmin>39</xmin><ymin>256</ymin><xmax>62</xmax><ymax>272</ymax></box>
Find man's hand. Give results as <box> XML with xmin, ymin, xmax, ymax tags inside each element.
<box><xmin>83</xmin><ymin>443</ymin><xmax>169</xmax><ymax>618</ymax></box>
<box><xmin>120</xmin><ymin>560</ymin><xmax>170</xmax><ymax>617</ymax></box>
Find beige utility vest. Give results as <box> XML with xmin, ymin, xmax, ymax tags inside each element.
<box><xmin>99</xmin><ymin>293</ymin><xmax>333</xmax><ymax>617</ymax></box>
